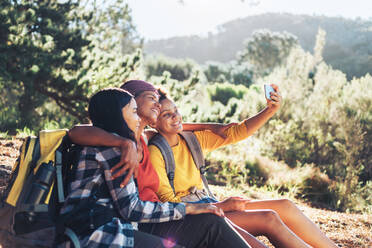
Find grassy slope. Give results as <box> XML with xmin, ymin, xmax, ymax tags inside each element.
<box><xmin>1</xmin><ymin>138</ymin><xmax>371</xmax><ymax>247</ymax></box>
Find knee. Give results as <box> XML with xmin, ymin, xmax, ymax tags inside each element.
<box><xmin>260</xmin><ymin>210</ymin><xmax>282</xmax><ymax>231</ymax></box>
<box><xmin>196</xmin><ymin>213</ymin><xmax>229</xmax><ymax>236</ymax></box>
<box><xmin>198</xmin><ymin>213</ymin><xmax>225</xmax><ymax>225</ymax></box>
<box><xmin>277</xmin><ymin>198</ymin><xmax>298</xmax><ymax>212</ymax></box>
<box><xmin>199</xmin><ymin>213</ymin><xmax>231</xmax><ymax>230</ymax></box>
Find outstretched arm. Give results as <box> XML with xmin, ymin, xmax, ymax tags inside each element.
<box><xmin>243</xmin><ymin>84</ymin><xmax>281</xmax><ymax>136</ymax></box>
<box><xmin>146</xmin><ymin>123</ymin><xmax>237</xmax><ymax>140</ymax></box>
<box><xmin>197</xmin><ymin>84</ymin><xmax>282</xmax><ymax>152</ymax></box>
<box><xmin>182</xmin><ymin>122</ymin><xmax>237</xmax><ymax>139</ymax></box>
<box><xmin>68</xmin><ymin>125</ymin><xmax>138</xmax><ymax>187</ymax></box>
<box><xmin>180</xmin><ymin>84</ymin><xmax>282</xmax><ymax>139</ymax></box>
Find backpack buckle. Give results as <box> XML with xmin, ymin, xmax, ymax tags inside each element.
<box><xmin>200</xmin><ymin>166</ymin><xmax>207</xmax><ymax>174</ymax></box>
<box><xmin>168</xmin><ymin>171</ymin><xmax>175</xmax><ymax>180</ymax></box>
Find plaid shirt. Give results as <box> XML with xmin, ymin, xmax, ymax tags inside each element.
<box><xmin>60</xmin><ymin>146</ymin><xmax>186</xmax><ymax>248</ymax></box>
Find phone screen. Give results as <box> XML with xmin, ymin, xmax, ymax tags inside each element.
<box><xmin>264</xmin><ymin>85</ymin><xmax>275</xmax><ymax>100</ymax></box>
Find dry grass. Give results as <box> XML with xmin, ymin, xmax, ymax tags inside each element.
<box><xmin>0</xmin><ymin>138</ymin><xmax>22</xmax><ymax>196</ymax></box>
<box><xmin>211</xmin><ymin>184</ymin><xmax>372</xmax><ymax>248</ymax></box>
<box><xmin>1</xmin><ymin>139</ymin><xmax>371</xmax><ymax>247</ymax></box>
<box><xmin>0</xmin><ymin>138</ymin><xmax>21</xmax><ymax>166</ymax></box>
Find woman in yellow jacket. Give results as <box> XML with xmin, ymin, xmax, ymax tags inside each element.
<box><xmin>149</xmin><ymin>85</ymin><xmax>338</xmax><ymax>248</ymax></box>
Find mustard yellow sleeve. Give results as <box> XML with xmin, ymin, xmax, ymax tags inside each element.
<box><xmin>195</xmin><ymin>121</ymin><xmax>250</xmax><ymax>153</ymax></box>
<box><xmin>148</xmin><ymin>145</ymin><xmax>182</xmax><ymax>203</ymax></box>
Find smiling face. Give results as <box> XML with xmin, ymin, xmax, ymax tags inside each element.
<box><xmin>155</xmin><ymin>98</ymin><xmax>183</xmax><ymax>135</ymax></box>
<box><xmin>134</xmin><ymin>91</ymin><xmax>161</xmax><ymax>126</ymax></box>
<box><xmin>122</xmin><ymin>98</ymin><xmax>141</xmax><ymax>133</ymax></box>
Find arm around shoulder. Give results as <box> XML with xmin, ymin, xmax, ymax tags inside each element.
<box><xmin>68</xmin><ymin>124</ymin><xmax>129</xmax><ymax>147</ymax></box>
<box><xmin>69</xmin><ymin>124</ymin><xmax>138</xmax><ymax>188</ymax></box>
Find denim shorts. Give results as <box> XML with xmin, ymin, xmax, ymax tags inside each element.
<box><xmin>186</xmin><ymin>197</ymin><xmax>218</xmax><ymax>204</ymax></box>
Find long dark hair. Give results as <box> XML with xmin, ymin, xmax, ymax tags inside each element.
<box><xmin>88</xmin><ymin>88</ymin><xmax>136</xmax><ymax>141</ymax></box>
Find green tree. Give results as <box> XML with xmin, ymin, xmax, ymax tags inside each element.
<box><xmin>0</xmin><ymin>0</ymin><xmax>91</xmax><ymax>130</ymax></box>
<box><xmin>0</xmin><ymin>0</ymin><xmax>142</xmax><ymax>132</ymax></box>
<box><xmin>70</xmin><ymin>0</ymin><xmax>143</xmax><ymax>97</ymax></box>
<box><xmin>85</xmin><ymin>0</ymin><xmax>143</xmax><ymax>54</ymax></box>
<box><xmin>238</xmin><ymin>29</ymin><xmax>298</xmax><ymax>75</ymax></box>
<box><xmin>228</xmin><ymin>61</ymin><xmax>254</xmax><ymax>87</ymax></box>
<box><xmin>313</xmin><ymin>28</ymin><xmax>326</xmax><ymax>67</ymax></box>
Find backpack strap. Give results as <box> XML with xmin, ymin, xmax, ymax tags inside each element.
<box><xmin>64</xmin><ymin>228</ymin><xmax>80</xmax><ymax>248</ymax></box>
<box><xmin>6</xmin><ymin>137</ymin><xmax>37</xmax><ymax>206</ymax></box>
<box><xmin>58</xmin><ymin>181</ymin><xmax>119</xmax><ymax>238</ymax></box>
<box><xmin>148</xmin><ymin>134</ymin><xmax>176</xmax><ymax>194</ymax></box>
<box><xmin>179</xmin><ymin>132</ymin><xmax>205</xmax><ymax>171</ymax></box>
<box><xmin>179</xmin><ymin>131</ymin><xmax>216</xmax><ymax>200</ymax></box>
<box><xmin>56</xmin><ymin>148</ymin><xmax>64</xmax><ymax>203</ymax></box>
<box><xmin>149</xmin><ymin>132</ymin><xmax>216</xmax><ymax>200</ymax></box>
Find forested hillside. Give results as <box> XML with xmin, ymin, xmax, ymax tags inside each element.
<box><xmin>145</xmin><ymin>13</ymin><xmax>372</xmax><ymax>79</ymax></box>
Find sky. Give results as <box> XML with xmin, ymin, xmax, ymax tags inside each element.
<box><xmin>126</xmin><ymin>0</ymin><xmax>372</xmax><ymax>40</ymax></box>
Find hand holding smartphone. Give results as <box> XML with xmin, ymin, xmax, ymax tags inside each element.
<box><xmin>264</xmin><ymin>84</ymin><xmax>275</xmax><ymax>100</ymax></box>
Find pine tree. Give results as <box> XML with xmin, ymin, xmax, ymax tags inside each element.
<box><xmin>0</xmin><ymin>0</ymin><xmax>91</xmax><ymax>129</ymax></box>
<box><xmin>238</xmin><ymin>29</ymin><xmax>299</xmax><ymax>76</ymax></box>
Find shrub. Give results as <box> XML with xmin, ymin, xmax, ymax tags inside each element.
<box><xmin>255</xmin><ymin>49</ymin><xmax>372</xmax><ymax>212</ymax></box>
<box><xmin>203</xmin><ymin>61</ymin><xmax>230</xmax><ymax>83</ymax></box>
<box><xmin>205</xmin><ymin>142</ymin><xmax>268</xmax><ymax>187</ymax></box>
<box><xmin>207</xmin><ymin>83</ymin><xmax>249</xmax><ymax>105</ymax></box>
<box><xmin>203</xmin><ymin>61</ymin><xmax>254</xmax><ymax>87</ymax></box>
<box><xmin>145</xmin><ymin>55</ymin><xmax>198</xmax><ymax>81</ymax></box>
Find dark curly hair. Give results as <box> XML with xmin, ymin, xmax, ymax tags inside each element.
<box><xmin>157</xmin><ymin>87</ymin><xmax>171</xmax><ymax>102</ymax></box>
<box><xmin>88</xmin><ymin>88</ymin><xmax>136</xmax><ymax>142</ymax></box>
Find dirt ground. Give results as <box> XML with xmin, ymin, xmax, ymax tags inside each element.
<box><xmin>0</xmin><ymin>138</ymin><xmax>371</xmax><ymax>247</ymax></box>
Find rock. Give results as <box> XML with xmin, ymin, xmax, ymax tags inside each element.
<box><xmin>0</xmin><ymin>164</ymin><xmax>12</xmax><ymax>199</ymax></box>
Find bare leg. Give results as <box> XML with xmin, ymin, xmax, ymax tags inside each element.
<box><xmin>224</xmin><ymin>218</ymin><xmax>268</xmax><ymax>248</ymax></box>
<box><xmin>225</xmin><ymin>210</ymin><xmax>310</xmax><ymax>248</ymax></box>
<box><xmin>243</xmin><ymin>199</ymin><xmax>338</xmax><ymax>248</ymax></box>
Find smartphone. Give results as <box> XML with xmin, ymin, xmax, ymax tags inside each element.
<box><xmin>264</xmin><ymin>84</ymin><xmax>275</xmax><ymax>100</ymax></box>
